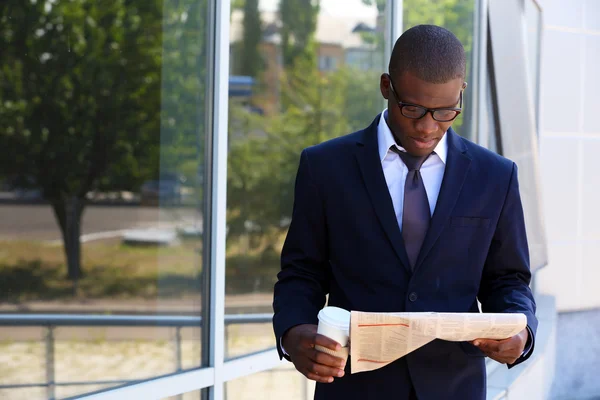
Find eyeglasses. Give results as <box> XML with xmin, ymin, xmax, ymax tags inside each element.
<box><xmin>387</xmin><ymin>73</ymin><xmax>463</xmax><ymax>122</ymax></box>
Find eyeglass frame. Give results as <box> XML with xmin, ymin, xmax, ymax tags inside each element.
<box><xmin>385</xmin><ymin>73</ymin><xmax>464</xmax><ymax>122</ymax></box>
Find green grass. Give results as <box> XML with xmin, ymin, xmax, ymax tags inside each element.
<box><xmin>0</xmin><ymin>239</ymin><xmax>201</xmax><ymax>302</ymax></box>
<box><xmin>0</xmin><ymin>236</ymin><xmax>282</xmax><ymax>302</ymax></box>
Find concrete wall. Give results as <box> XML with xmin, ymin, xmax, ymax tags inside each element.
<box><xmin>536</xmin><ymin>0</ymin><xmax>600</xmax><ymax>311</ymax></box>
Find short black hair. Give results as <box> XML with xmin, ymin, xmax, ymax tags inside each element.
<box><xmin>389</xmin><ymin>24</ymin><xmax>466</xmax><ymax>84</ymax></box>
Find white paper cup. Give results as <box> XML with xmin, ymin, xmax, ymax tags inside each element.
<box><xmin>317</xmin><ymin>306</ymin><xmax>350</xmax><ymax>347</ymax></box>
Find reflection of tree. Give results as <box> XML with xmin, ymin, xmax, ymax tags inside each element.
<box><xmin>159</xmin><ymin>0</ymin><xmax>208</xmax><ymax>191</ymax></box>
<box><xmin>362</xmin><ymin>0</ymin><xmax>474</xmax><ymax>63</ymax></box>
<box><xmin>0</xmin><ymin>0</ymin><xmax>206</xmax><ymax>289</ymax></box>
<box><xmin>226</xmin><ymin>61</ymin><xmax>384</xmax><ymax>292</ymax></box>
<box><xmin>228</xmin><ymin>62</ymin><xmax>348</xmax><ymax>238</ymax></box>
<box><xmin>232</xmin><ymin>0</ymin><xmax>264</xmax><ymax>78</ymax></box>
<box><xmin>225</xmin><ymin>0</ymin><xmax>475</xmax><ymax>293</ymax></box>
<box><xmin>361</xmin><ymin>0</ymin><xmax>387</xmax><ymax>13</ymax></box>
<box><xmin>0</xmin><ymin>1</ymin><xmax>163</xmax><ymax>285</ymax></box>
<box><xmin>279</xmin><ymin>0</ymin><xmax>320</xmax><ymax>68</ymax></box>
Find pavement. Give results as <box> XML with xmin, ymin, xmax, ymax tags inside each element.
<box><xmin>550</xmin><ymin>309</ymin><xmax>600</xmax><ymax>400</ymax></box>
<box><xmin>0</xmin><ymin>203</ymin><xmax>199</xmax><ymax>241</ymax></box>
<box><xmin>0</xmin><ymin>202</ymin><xmax>201</xmax><ymax>244</ymax></box>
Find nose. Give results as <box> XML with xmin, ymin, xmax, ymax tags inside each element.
<box><xmin>414</xmin><ymin>112</ymin><xmax>438</xmax><ymax>135</ymax></box>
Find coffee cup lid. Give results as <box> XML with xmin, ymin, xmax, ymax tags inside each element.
<box><xmin>318</xmin><ymin>307</ymin><xmax>350</xmax><ymax>331</ymax></box>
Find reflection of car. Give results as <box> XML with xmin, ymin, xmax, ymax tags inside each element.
<box><xmin>3</xmin><ymin>175</ymin><xmax>44</xmax><ymax>201</ymax></box>
<box><xmin>14</xmin><ymin>188</ymin><xmax>43</xmax><ymax>200</ymax></box>
<box><xmin>140</xmin><ymin>173</ymin><xmax>185</xmax><ymax>206</ymax></box>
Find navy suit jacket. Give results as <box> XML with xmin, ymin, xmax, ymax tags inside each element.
<box><xmin>273</xmin><ymin>115</ymin><xmax>537</xmax><ymax>400</ymax></box>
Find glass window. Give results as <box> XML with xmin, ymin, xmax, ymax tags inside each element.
<box><xmin>0</xmin><ymin>0</ymin><xmax>210</xmax><ymax>398</ymax></box>
<box><xmin>163</xmin><ymin>389</ymin><xmax>207</xmax><ymax>399</ymax></box>
<box><xmin>226</xmin><ymin>0</ymin><xmax>386</xmax><ymax>358</ymax></box>
<box><xmin>318</xmin><ymin>54</ymin><xmax>338</xmax><ymax>71</ymax></box>
<box><xmin>403</xmin><ymin>0</ymin><xmax>476</xmax><ymax>140</ymax></box>
<box><xmin>225</xmin><ymin>364</ymin><xmax>313</xmax><ymax>400</ymax></box>
<box><xmin>485</xmin><ymin>63</ymin><xmax>500</xmax><ymax>154</ymax></box>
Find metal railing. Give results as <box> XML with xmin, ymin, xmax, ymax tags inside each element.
<box><xmin>0</xmin><ymin>313</ymin><xmax>273</xmax><ymax>399</ymax></box>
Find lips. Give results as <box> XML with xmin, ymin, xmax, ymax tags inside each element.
<box><xmin>408</xmin><ymin>137</ymin><xmax>437</xmax><ymax>149</ymax></box>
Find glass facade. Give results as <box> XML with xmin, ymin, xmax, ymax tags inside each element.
<box><xmin>164</xmin><ymin>389</ymin><xmax>206</xmax><ymax>399</ymax></box>
<box><xmin>225</xmin><ymin>365</ymin><xmax>311</xmax><ymax>400</ymax></box>
<box><xmin>0</xmin><ymin>0</ymin><xmax>547</xmax><ymax>399</ymax></box>
<box><xmin>224</xmin><ymin>0</ymin><xmax>386</xmax><ymax>359</ymax></box>
<box><xmin>0</xmin><ymin>0</ymin><xmax>209</xmax><ymax>398</ymax></box>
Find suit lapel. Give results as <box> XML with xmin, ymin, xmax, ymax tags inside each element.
<box><xmin>414</xmin><ymin>127</ymin><xmax>472</xmax><ymax>272</ymax></box>
<box><xmin>354</xmin><ymin>115</ymin><xmax>412</xmax><ymax>273</ymax></box>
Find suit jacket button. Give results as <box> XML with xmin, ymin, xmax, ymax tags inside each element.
<box><xmin>408</xmin><ymin>292</ymin><xmax>418</xmax><ymax>302</ymax></box>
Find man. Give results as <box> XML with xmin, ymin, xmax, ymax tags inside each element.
<box><xmin>272</xmin><ymin>25</ymin><xmax>537</xmax><ymax>400</ymax></box>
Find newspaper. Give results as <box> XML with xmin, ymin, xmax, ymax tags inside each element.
<box><xmin>349</xmin><ymin>311</ymin><xmax>527</xmax><ymax>374</ymax></box>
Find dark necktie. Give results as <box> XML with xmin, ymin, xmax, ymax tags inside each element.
<box><xmin>391</xmin><ymin>147</ymin><xmax>431</xmax><ymax>269</ymax></box>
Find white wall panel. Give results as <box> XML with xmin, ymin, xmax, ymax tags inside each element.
<box><xmin>582</xmin><ymin>35</ymin><xmax>600</xmax><ymax>133</ymax></box>
<box><xmin>539</xmin><ymin>30</ymin><xmax>582</xmax><ymax>133</ymax></box>
<box><xmin>539</xmin><ymin>0</ymin><xmax>600</xmax><ymax>311</ymax></box>
<box><xmin>584</xmin><ymin>0</ymin><xmax>600</xmax><ymax>30</ymax></box>
<box><xmin>541</xmin><ymin>0</ymin><xmax>584</xmax><ymax>28</ymax></box>
<box><xmin>539</xmin><ymin>136</ymin><xmax>579</xmax><ymax>240</ymax></box>
<box><xmin>537</xmin><ymin>242</ymin><xmax>581</xmax><ymax>310</ymax></box>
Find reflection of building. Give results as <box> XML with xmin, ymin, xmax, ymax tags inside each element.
<box><xmin>229</xmin><ymin>10</ymin><xmax>382</xmax><ymax>114</ymax></box>
<box><xmin>313</xmin><ymin>14</ymin><xmax>383</xmax><ymax>72</ymax></box>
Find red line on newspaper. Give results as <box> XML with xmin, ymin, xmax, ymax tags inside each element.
<box><xmin>357</xmin><ymin>323</ymin><xmax>410</xmax><ymax>328</ymax></box>
<box><xmin>357</xmin><ymin>359</ymin><xmax>394</xmax><ymax>363</ymax></box>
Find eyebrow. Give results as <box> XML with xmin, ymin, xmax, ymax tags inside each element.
<box><xmin>394</xmin><ymin>91</ymin><xmax>461</xmax><ymax>109</ymax></box>
<box><xmin>400</xmin><ymin>96</ymin><xmax>460</xmax><ymax>109</ymax></box>
<box><xmin>389</xmin><ymin>80</ymin><xmax>461</xmax><ymax>109</ymax></box>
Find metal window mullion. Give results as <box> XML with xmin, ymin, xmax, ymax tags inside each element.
<box><xmin>393</xmin><ymin>0</ymin><xmax>403</xmax><ymax>40</ymax></box>
<box><xmin>386</xmin><ymin>0</ymin><xmax>403</xmax><ymax>70</ymax></box>
<box><xmin>76</xmin><ymin>368</ymin><xmax>216</xmax><ymax>400</ymax></box>
<box><xmin>476</xmin><ymin>0</ymin><xmax>490</xmax><ymax>147</ymax></box>
<box><xmin>208</xmin><ymin>0</ymin><xmax>230</xmax><ymax>399</ymax></box>
<box><xmin>534</xmin><ymin>1</ymin><xmax>543</xmax><ymax>137</ymax></box>
<box><xmin>201</xmin><ymin>0</ymin><xmax>217</xmax><ymax>376</ymax></box>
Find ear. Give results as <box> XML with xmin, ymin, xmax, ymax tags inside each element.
<box><xmin>380</xmin><ymin>73</ymin><xmax>390</xmax><ymax>100</ymax></box>
<box><xmin>462</xmin><ymin>81</ymin><xmax>468</xmax><ymax>90</ymax></box>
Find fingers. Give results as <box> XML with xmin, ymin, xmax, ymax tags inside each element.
<box><xmin>297</xmin><ymin>343</ymin><xmax>346</xmax><ymax>383</ymax></box>
<box><xmin>484</xmin><ymin>349</ymin><xmax>519</xmax><ymax>364</ymax></box>
<box><xmin>313</xmin><ymin>333</ymin><xmax>342</xmax><ymax>351</ymax></box>
<box><xmin>472</xmin><ymin>338</ymin><xmax>521</xmax><ymax>364</ymax></box>
<box><xmin>473</xmin><ymin>337</ymin><xmax>516</xmax><ymax>353</ymax></box>
<box><xmin>310</xmin><ymin>347</ymin><xmax>346</xmax><ymax>368</ymax></box>
<box><xmin>488</xmin><ymin>353</ymin><xmax>519</xmax><ymax>364</ymax></box>
<box><xmin>306</xmin><ymin>372</ymin><xmax>335</xmax><ymax>384</ymax></box>
<box><xmin>285</xmin><ymin>324</ymin><xmax>347</xmax><ymax>383</ymax></box>
<box><xmin>304</xmin><ymin>355</ymin><xmax>345</xmax><ymax>378</ymax></box>
<box><xmin>296</xmin><ymin>356</ymin><xmax>345</xmax><ymax>383</ymax></box>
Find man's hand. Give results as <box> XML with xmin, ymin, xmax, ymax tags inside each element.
<box><xmin>471</xmin><ymin>327</ymin><xmax>529</xmax><ymax>364</ymax></box>
<box><xmin>282</xmin><ymin>324</ymin><xmax>346</xmax><ymax>384</ymax></box>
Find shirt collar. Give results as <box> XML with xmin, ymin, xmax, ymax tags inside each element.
<box><xmin>377</xmin><ymin>109</ymin><xmax>448</xmax><ymax>164</ymax></box>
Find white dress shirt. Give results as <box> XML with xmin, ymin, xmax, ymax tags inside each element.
<box><xmin>377</xmin><ymin>109</ymin><xmax>447</xmax><ymax>230</ymax></box>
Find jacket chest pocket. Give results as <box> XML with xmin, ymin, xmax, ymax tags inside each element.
<box><xmin>449</xmin><ymin>216</ymin><xmax>491</xmax><ymax>229</ymax></box>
